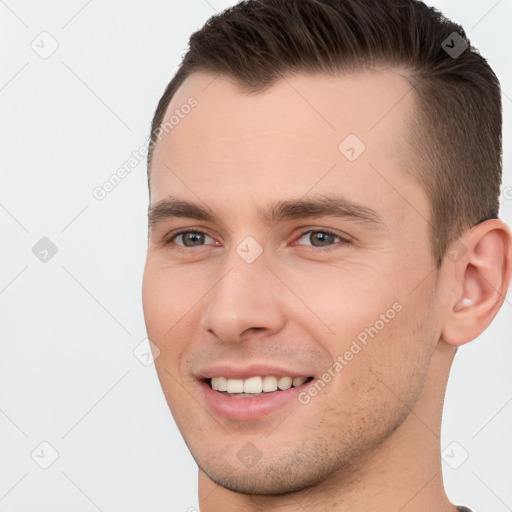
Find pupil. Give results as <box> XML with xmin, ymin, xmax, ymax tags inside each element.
<box><xmin>312</xmin><ymin>232</ymin><xmax>334</xmax><ymax>246</ymax></box>
<box><xmin>184</xmin><ymin>232</ymin><xmax>204</xmax><ymax>246</ymax></box>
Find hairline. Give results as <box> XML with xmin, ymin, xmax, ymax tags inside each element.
<box><xmin>147</xmin><ymin>64</ymin><xmax>418</xmax><ymax>172</ymax></box>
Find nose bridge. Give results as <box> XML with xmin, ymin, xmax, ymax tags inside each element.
<box><xmin>200</xmin><ymin>245</ymin><xmax>284</xmax><ymax>342</ymax></box>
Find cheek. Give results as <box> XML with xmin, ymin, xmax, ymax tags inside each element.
<box><xmin>284</xmin><ymin>262</ymin><xmax>402</xmax><ymax>343</ymax></box>
<box><xmin>300</xmin><ymin>265</ymin><xmax>438</xmax><ymax>401</ymax></box>
<box><xmin>350</xmin><ymin>287</ymin><xmax>439</xmax><ymax>399</ymax></box>
<box><xmin>142</xmin><ymin>258</ymin><xmax>213</xmax><ymax>380</ymax></box>
<box><xmin>315</xmin><ymin>301</ymin><xmax>437</xmax><ymax>438</ymax></box>
<box><xmin>142</xmin><ymin>260</ymin><xmax>186</xmax><ymax>364</ymax></box>
<box><xmin>142</xmin><ymin>257</ymin><xmax>199</xmax><ymax>334</ymax></box>
<box><xmin>142</xmin><ymin>263</ymin><xmax>169</xmax><ymax>337</ymax></box>
<box><xmin>143</xmin><ymin>265</ymin><xmax>193</xmax><ymax>415</ymax></box>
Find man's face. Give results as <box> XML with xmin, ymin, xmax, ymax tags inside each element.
<box><xmin>143</xmin><ymin>70</ymin><xmax>448</xmax><ymax>494</ymax></box>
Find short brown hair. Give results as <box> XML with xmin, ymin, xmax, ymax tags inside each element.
<box><xmin>148</xmin><ymin>0</ymin><xmax>502</xmax><ymax>267</ymax></box>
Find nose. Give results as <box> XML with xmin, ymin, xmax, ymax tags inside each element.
<box><xmin>199</xmin><ymin>253</ymin><xmax>286</xmax><ymax>343</ymax></box>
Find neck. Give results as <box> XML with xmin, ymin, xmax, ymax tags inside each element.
<box><xmin>197</xmin><ymin>341</ymin><xmax>458</xmax><ymax>512</ymax></box>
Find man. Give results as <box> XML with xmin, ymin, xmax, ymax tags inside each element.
<box><xmin>142</xmin><ymin>0</ymin><xmax>511</xmax><ymax>510</ymax></box>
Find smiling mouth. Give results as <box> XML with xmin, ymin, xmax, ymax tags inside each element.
<box><xmin>206</xmin><ymin>375</ymin><xmax>314</xmax><ymax>397</ymax></box>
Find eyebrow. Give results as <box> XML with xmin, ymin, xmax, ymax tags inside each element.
<box><xmin>148</xmin><ymin>194</ymin><xmax>384</xmax><ymax>230</ymax></box>
<box><xmin>148</xmin><ymin>198</ymin><xmax>217</xmax><ymax>226</ymax></box>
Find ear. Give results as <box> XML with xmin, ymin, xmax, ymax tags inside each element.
<box><xmin>441</xmin><ymin>219</ymin><xmax>512</xmax><ymax>347</ymax></box>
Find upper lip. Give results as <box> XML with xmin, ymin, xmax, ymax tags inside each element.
<box><xmin>195</xmin><ymin>363</ymin><xmax>314</xmax><ymax>380</ymax></box>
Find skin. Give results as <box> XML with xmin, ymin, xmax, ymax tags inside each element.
<box><xmin>142</xmin><ymin>70</ymin><xmax>512</xmax><ymax>511</ymax></box>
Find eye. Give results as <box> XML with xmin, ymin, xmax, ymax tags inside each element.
<box><xmin>295</xmin><ymin>229</ymin><xmax>348</xmax><ymax>248</ymax></box>
<box><xmin>169</xmin><ymin>230</ymin><xmax>217</xmax><ymax>247</ymax></box>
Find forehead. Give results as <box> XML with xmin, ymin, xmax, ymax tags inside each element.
<box><xmin>149</xmin><ymin>69</ymin><xmax>428</xmax><ymax>226</ymax></box>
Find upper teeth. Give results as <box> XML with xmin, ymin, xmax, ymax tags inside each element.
<box><xmin>210</xmin><ymin>376</ymin><xmax>309</xmax><ymax>393</ymax></box>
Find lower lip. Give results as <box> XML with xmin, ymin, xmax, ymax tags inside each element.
<box><xmin>199</xmin><ymin>380</ymin><xmax>310</xmax><ymax>421</ymax></box>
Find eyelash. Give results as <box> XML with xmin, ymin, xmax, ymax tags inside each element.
<box><xmin>164</xmin><ymin>228</ymin><xmax>351</xmax><ymax>252</ymax></box>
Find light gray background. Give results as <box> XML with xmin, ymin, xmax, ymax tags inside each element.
<box><xmin>0</xmin><ymin>1</ymin><xmax>511</xmax><ymax>510</ymax></box>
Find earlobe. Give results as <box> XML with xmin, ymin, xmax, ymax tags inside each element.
<box><xmin>441</xmin><ymin>219</ymin><xmax>512</xmax><ymax>347</ymax></box>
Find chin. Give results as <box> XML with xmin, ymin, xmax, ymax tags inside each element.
<box><xmin>203</xmin><ymin>466</ymin><xmax>320</xmax><ymax>496</ymax></box>
<box><xmin>193</xmin><ymin>444</ymin><xmax>345</xmax><ymax>497</ymax></box>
